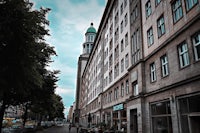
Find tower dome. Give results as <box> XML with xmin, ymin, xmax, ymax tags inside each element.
<box><xmin>82</xmin><ymin>23</ymin><xmax>96</xmax><ymax>54</ymax></box>
<box><xmin>86</xmin><ymin>23</ymin><xmax>96</xmax><ymax>33</ymax></box>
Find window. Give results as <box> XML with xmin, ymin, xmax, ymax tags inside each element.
<box><xmin>114</xmin><ymin>45</ymin><xmax>119</xmax><ymax>59</ymax></box>
<box><xmin>114</xmin><ymin>65</ymin><xmax>117</xmax><ymax>79</ymax></box>
<box><xmin>115</xmin><ymin>12</ymin><xmax>119</xmax><ymax>26</ymax></box>
<box><xmin>87</xmin><ymin>44</ymin><xmax>90</xmax><ymax>53</ymax></box>
<box><xmin>125</xmin><ymin>54</ymin><xmax>129</xmax><ymax>68</ymax></box>
<box><xmin>121</xmin><ymin>3</ymin><xmax>124</xmax><ymax>15</ymax></box>
<box><xmin>91</xmin><ymin>35</ymin><xmax>94</xmax><ymax>42</ymax></box>
<box><xmin>178</xmin><ymin>42</ymin><xmax>190</xmax><ymax>68</ymax></box>
<box><xmin>125</xmin><ymin>33</ymin><xmax>128</xmax><ymax>47</ymax></box>
<box><xmin>185</xmin><ymin>0</ymin><xmax>198</xmax><ymax>11</ymax></box>
<box><xmin>131</xmin><ymin>29</ymin><xmax>140</xmax><ymax>64</ymax></box>
<box><xmin>132</xmin><ymin>82</ymin><xmax>138</xmax><ymax>96</ymax></box>
<box><xmin>145</xmin><ymin>0</ymin><xmax>152</xmax><ymax>18</ymax></box>
<box><xmin>114</xmin><ymin>29</ymin><xmax>118</xmax><ymax>43</ymax></box>
<box><xmin>157</xmin><ymin>15</ymin><xmax>165</xmax><ymax>37</ymax></box>
<box><xmin>121</xmin><ymin>83</ymin><xmax>124</xmax><ymax>97</ymax></box>
<box><xmin>121</xmin><ymin>20</ymin><xmax>124</xmax><ymax>33</ymax></box>
<box><xmin>178</xmin><ymin>94</ymin><xmax>200</xmax><ymax>133</ymax></box>
<box><xmin>121</xmin><ymin>39</ymin><xmax>124</xmax><ymax>52</ymax></box>
<box><xmin>131</xmin><ymin>5</ymin><xmax>138</xmax><ymax>23</ymax></box>
<box><xmin>147</xmin><ymin>27</ymin><xmax>154</xmax><ymax>46</ymax></box>
<box><xmin>109</xmin><ymin>54</ymin><xmax>113</xmax><ymax>66</ymax></box>
<box><xmin>114</xmin><ymin>87</ymin><xmax>118</xmax><ymax>100</ymax></box>
<box><xmin>109</xmin><ymin>70</ymin><xmax>113</xmax><ymax>83</ymax></box>
<box><xmin>114</xmin><ymin>63</ymin><xmax>119</xmax><ymax>78</ymax></box>
<box><xmin>130</xmin><ymin>11</ymin><xmax>134</xmax><ymax>24</ymax></box>
<box><xmin>125</xmin><ymin>13</ymin><xmax>128</xmax><ymax>26</ymax></box>
<box><xmin>155</xmin><ymin>0</ymin><xmax>161</xmax><ymax>6</ymax></box>
<box><xmin>135</xmin><ymin>5</ymin><xmax>138</xmax><ymax>18</ymax></box>
<box><xmin>150</xmin><ymin>62</ymin><xmax>156</xmax><ymax>82</ymax></box>
<box><xmin>109</xmin><ymin>91</ymin><xmax>112</xmax><ymax>102</ymax></box>
<box><xmin>126</xmin><ymin>80</ymin><xmax>129</xmax><ymax>94</ymax></box>
<box><xmin>192</xmin><ymin>32</ymin><xmax>200</xmax><ymax>61</ymax></box>
<box><xmin>151</xmin><ymin>101</ymin><xmax>172</xmax><ymax>133</ymax></box>
<box><xmin>121</xmin><ymin>58</ymin><xmax>124</xmax><ymax>72</ymax></box>
<box><xmin>172</xmin><ymin>0</ymin><xmax>183</xmax><ymax>23</ymax></box>
<box><xmin>160</xmin><ymin>54</ymin><xmax>169</xmax><ymax>77</ymax></box>
<box><xmin>109</xmin><ymin>39</ymin><xmax>113</xmax><ymax>51</ymax></box>
<box><xmin>124</xmin><ymin>0</ymin><xmax>127</xmax><ymax>8</ymax></box>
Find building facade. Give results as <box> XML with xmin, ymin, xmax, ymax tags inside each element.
<box><xmin>75</xmin><ymin>0</ymin><xmax>200</xmax><ymax>133</ymax></box>
<box><xmin>74</xmin><ymin>23</ymin><xmax>96</xmax><ymax>126</ymax></box>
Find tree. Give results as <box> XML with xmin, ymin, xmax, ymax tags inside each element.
<box><xmin>0</xmin><ymin>0</ymin><xmax>56</xmax><ymax>131</ymax></box>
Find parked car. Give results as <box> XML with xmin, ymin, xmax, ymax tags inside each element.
<box><xmin>55</xmin><ymin>121</ymin><xmax>63</xmax><ymax>127</ymax></box>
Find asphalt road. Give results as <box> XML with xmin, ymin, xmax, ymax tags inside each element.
<box><xmin>36</xmin><ymin>125</ymin><xmax>79</xmax><ymax>133</ymax></box>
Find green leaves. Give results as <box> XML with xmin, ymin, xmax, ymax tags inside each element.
<box><xmin>0</xmin><ymin>0</ymin><xmax>63</xmax><ymax>126</ymax></box>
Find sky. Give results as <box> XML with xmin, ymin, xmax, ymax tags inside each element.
<box><xmin>30</xmin><ymin>0</ymin><xmax>106</xmax><ymax>118</ymax></box>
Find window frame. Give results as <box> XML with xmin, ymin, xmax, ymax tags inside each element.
<box><xmin>126</xmin><ymin>80</ymin><xmax>129</xmax><ymax>94</ymax></box>
<box><xmin>121</xmin><ymin>39</ymin><xmax>124</xmax><ymax>52</ymax></box>
<box><xmin>150</xmin><ymin>62</ymin><xmax>157</xmax><ymax>82</ymax></box>
<box><xmin>178</xmin><ymin>42</ymin><xmax>190</xmax><ymax>68</ymax></box>
<box><xmin>160</xmin><ymin>54</ymin><xmax>169</xmax><ymax>77</ymax></box>
<box><xmin>121</xmin><ymin>83</ymin><xmax>124</xmax><ymax>97</ymax></box>
<box><xmin>147</xmin><ymin>26</ymin><xmax>154</xmax><ymax>46</ymax></box>
<box><xmin>125</xmin><ymin>33</ymin><xmax>128</xmax><ymax>47</ymax></box>
<box><xmin>157</xmin><ymin>15</ymin><xmax>165</xmax><ymax>38</ymax></box>
<box><xmin>121</xmin><ymin>20</ymin><xmax>124</xmax><ymax>33</ymax></box>
<box><xmin>132</xmin><ymin>82</ymin><xmax>138</xmax><ymax>96</ymax></box>
<box><xmin>145</xmin><ymin>0</ymin><xmax>152</xmax><ymax>18</ymax></box>
<box><xmin>192</xmin><ymin>32</ymin><xmax>200</xmax><ymax>61</ymax></box>
<box><xmin>125</xmin><ymin>13</ymin><xmax>128</xmax><ymax>27</ymax></box>
<box><xmin>185</xmin><ymin>0</ymin><xmax>198</xmax><ymax>11</ymax></box>
<box><xmin>172</xmin><ymin>0</ymin><xmax>183</xmax><ymax>23</ymax></box>
<box><xmin>125</xmin><ymin>53</ymin><xmax>129</xmax><ymax>68</ymax></box>
<box><xmin>155</xmin><ymin>0</ymin><xmax>162</xmax><ymax>6</ymax></box>
<box><xmin>121</xmin><ymin>58</ymin><xmax>124</xmax><ymax>72</ymax></box>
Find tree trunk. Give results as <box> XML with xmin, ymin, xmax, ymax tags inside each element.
<box><xmin>0</xmin><ymin>100</ymin><xmax>6</xmax><ymax>133</ymax></box>
<box><xmin>23</xmin><ymin>104</ymin><xmax>28</xmax><ymax>127</ymax></box>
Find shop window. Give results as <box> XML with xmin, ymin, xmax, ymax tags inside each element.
<box><xmin>151</xmin><ymin>100</ymin><xmax>172</xmax><ymax>133</ymax></box>
<box><xmin>178</xmin><ymin>94</ymin><xmax>200</xmax><ymax>133</ymax></box>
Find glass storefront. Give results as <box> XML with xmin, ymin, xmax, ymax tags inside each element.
<box><xmin>151</xmin><ymin>100</ymin><xmax>173</xmax><ymax>133</ymax></box>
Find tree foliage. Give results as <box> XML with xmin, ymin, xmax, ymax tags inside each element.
<box><xmin>0</xmin><ymin>0</ymin><xmax>61</xmax><ymax>130</ymax></box>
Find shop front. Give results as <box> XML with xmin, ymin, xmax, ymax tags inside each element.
<box><xmin>112</xmin><ymin>103</ymin><xmax>127</xmax><ymax>132</ymax></box>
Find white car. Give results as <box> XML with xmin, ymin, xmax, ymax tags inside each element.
<box><xmin>55</xmin><ymin>121</ymin><xmax>63</xmax><ymax>127</ymax></box>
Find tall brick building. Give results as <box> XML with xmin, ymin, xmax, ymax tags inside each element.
<box><xmin>75</xmin><ymin>0</ymin><xmax>200</xmax><ymax>133</ymax></box>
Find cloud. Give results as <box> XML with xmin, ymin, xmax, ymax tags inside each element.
<box><xmin>30</xmin><ymin>0</ymin><xmax>106</xmax><ymax>117</ymax></box>
<box><xmin>55</xmin><ymin>87</ymin><xmax>75</xmax><ymax>96</ymax></box>
<box><xmin>54</xmin><ymin>0</ymin><xmax>104</xmax><ymax>33</ymax></box>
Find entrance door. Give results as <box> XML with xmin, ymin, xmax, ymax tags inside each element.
<box><xmin>130</xmin><ymin>109</ymin><xmax>138</xmax><ymax>133</ymax></box>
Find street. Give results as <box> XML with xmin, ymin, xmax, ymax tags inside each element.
<box><xmin>36</xmin><ymin>125</ymin><xmax>79</xmax><ymax>133</ymax></box>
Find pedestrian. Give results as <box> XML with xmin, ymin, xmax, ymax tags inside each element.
<box><xmin>69</xmin><ymin>123</ymin><xmax>71</xmax><ymax>133</ymax></box>
<box><xmin>76</xmin><ymin>124</ymin><xmax>79</xmax><ymax>133</ymax></box>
